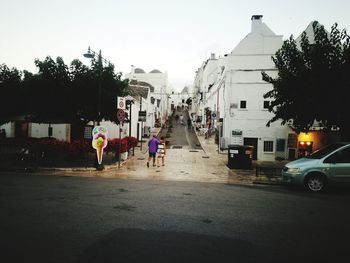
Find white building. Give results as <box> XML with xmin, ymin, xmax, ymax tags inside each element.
<box><xmin>192</xmin><ymin>15</ymin><xmax>293</xmax><ymax>161</ymax></box>
<box><xmin>125</xmin><ymin>66</ymin><xmax>171</xmax><ymax>124</ymax></box>
<box><xmin>0</xmin><ymin>121</ymin><xmax>70</xmax><ymax>140</ymax></box>
<box><xmin>126</xmin><ymin>80</ymin><xmax>153</xmax><ymax>138</ymax></box>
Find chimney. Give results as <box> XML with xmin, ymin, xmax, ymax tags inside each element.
<box><xmin>131</xmin><ymin>65</ymin><xmax>136</xmax><ymax>79</ymax></box>
<box><xmin>251</xmin><ymin>15</ymin><xmax>263</xmax><ymax>33</ymax></box>
<box><xmin>210</xmin><ymin>53</ymin><xmax>216</xmax><ymax>60</ymax></box>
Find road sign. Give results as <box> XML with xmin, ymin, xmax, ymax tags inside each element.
<box><xmin>117</xmin><ymin>96</ymin><xmax>125</xmax><ymax>110</ymax></box>
<box><xmin>117</xmin><ymin>109</ymin><xmax>125</xmax><ymax>122</ymax></box>
<box><xmin>211</xmin><ymin>111</ymin><xmax>217</xmax><ymax>119</ymax></box>
<box><xmin>138</xmin><ymin>110</ymin><xmax>146</xmax><ymax>122</ymax></box>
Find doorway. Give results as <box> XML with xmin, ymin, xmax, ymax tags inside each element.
<box><xmin>15</xmin><ymin>121</ymin><xmax>29</xmax><ymax>138</ymax></box>
<box><xmin>243</xmin><ymin>137</ymin><xmax>258</xmax><ymax>160</ymax></box>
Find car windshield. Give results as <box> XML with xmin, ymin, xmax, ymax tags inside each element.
<box><xmin>307</xmin><ymin>143</ymin><xmax>345</xmax><ymax>159</ymax></box>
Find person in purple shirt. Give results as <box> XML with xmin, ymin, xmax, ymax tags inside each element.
<box><xmin>147</xmin><ymin>135</ymin><xmax>159</xmax><ymax>167</ymax></box>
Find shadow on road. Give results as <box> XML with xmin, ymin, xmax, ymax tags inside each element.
<box><xmin>78</xmin><ymin>228</ymin><xmax>252</xmax><ymax>263</ymax></box>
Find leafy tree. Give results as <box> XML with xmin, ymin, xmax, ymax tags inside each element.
<box><xmin>0</xmin><ymin>56</ymin><xmax>128</xmax><ymax>126</ymax></box>
<box><xmin>0</xmin><ymin>64</ymin><xmax>23</xmax><ymax>122</ymax></box>
<box><xmin>70</xmin><ymin>58</ymin><xmax>128</xmax><ymax>124</ymax></box>
<box><xmin>262</xmin><ymin>21</ymin><xmax>350</xmax><ymax>140</ymax></box>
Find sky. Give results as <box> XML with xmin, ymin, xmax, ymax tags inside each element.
<box><xmin>1</xmin><ymin>0</ymin><xmax>350</xmax><ymax>91</ymax></box>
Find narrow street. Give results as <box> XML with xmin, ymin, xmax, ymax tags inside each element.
<box><xmin>158</xmin><ymin>109</ymin><xmax>202</xmax><ymax>150</ymax></box>
<box><xmin>106</xmin><ymin>109</ymin><xmax>236</xmax><ymax>184</ymax></box>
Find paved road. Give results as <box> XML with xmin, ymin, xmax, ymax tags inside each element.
<box><xmin>1</xmin><ymin>172</ymin><xmax>350</xmax><ymax>262</ymax></box>
<box><xmin>159</xmin><ymin>109</ymin><xmax>202</xmax><ymax>149</ymax></box>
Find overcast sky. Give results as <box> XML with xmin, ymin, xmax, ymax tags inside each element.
<box><xmin>1</xmin><ymin>0</ymin><xmax>350</xmax><ymax>91</ymax></box>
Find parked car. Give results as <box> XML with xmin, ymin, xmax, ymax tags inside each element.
<box><xmin>282</xmin><ymin>142</ymin><xmax>350</xmax><ymax>192</ymax></box>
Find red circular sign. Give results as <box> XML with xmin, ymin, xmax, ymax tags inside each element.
<box><xmin>117</xmin><ymin>109</ymin><xmax>125</xmax><ymax>122</ymax></box>
<box><xmin>118</xmin><ymin>100</ymin><xmax>124</xmax><ymax>109</ymax></box>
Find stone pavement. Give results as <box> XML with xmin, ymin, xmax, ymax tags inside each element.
<box><xmin>105</xmin><ymin>127</ymin><xmax>286</xmax><ymax>186</ymax></box>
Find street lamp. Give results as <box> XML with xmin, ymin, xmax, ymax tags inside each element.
<box><xmin>83</xmin><ymin>46</ymin><xmax>112</xmax><ymax>125</ymax></box>
<box><xmin>83</xmin><ymin>46</ymin><xmax>112</xmax><ymax>171</ymax></box>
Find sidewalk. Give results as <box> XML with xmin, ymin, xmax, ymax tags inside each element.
<box><xmin>0</xmin><ymin>127</ymin><xmax>287</xmax><ymax>187</ymax></box>
<box><xmin>112</xmin><ymin>127</ymin><xmax>285</xmax><ymax>186</ymax></box>
<box><xmin>194</xmin><ymin>130</ymin><xmax>286</xmax><ymax>186</ymax></box>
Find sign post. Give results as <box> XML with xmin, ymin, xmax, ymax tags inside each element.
<box><xmin>139</xmin><ymin>96</ymin><xmax>143</xmax><ymax>151</ymax></box>
<box><xmin>117</xmin><ymin>109</ymin><xmax>125</xmax><ymax>168</ymax></box>
<box><xmin>117</xmin><ymin>96</ymin><xmax>126</xmax><ymax>110</ymax></box>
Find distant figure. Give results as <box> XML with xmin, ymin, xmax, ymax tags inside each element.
<box><xmin>157</xmin><ymin>136</ymin><xmax>166</xmax><ymax>167</ymax></box>
<box><xmin>180</xmin><ymin>114</ymin><xmax>184</xmax><ymax>125</ymax></box>
<box><xmin>0</xmin><ymin>129</ymin><xmax>6</xmax><ymax>139</ymax></box>
<box><xmin>187</xmin><ymin>118</ymin><xmax>192</xmax><ymax>129</ymax></box>
<box><xmin>206</xmin><ymin>119</ymin><xmax>212</xmax><ymax>139</ymax></box>
<box><xmin>147</xmin><ymin>135</ymin><xmax>159</xmax><ymax>167</ymax></box>
<box><xmin>206</xmin><ymin>119</ymin><xmax>212</xmax><ymax>129</ymax></box>
<box><xmin>175</xmin><ymin>114</ymin><xmax>179</xmax><ymax>124</ymax></box>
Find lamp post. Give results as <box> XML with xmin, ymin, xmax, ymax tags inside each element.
<box><xmin>83</xmin><ymin>46</ymin><xmax>111</xmax><ymax>125</ymax></box>
<box><xmin>126</xmin><ymin>99</ymin><xmax>135</xmax><ymax>156</ymax></box>
<box><xmin>83</xmin><ymin>47</ymin><xmax>111</xmax><ymax>170</ymax></box>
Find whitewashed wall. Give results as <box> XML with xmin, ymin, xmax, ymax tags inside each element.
<box><xmin>192</xmin><ymin>16</ymin><xmax>293</xmax><ymax>161</ymax></box>
<box><xmin>0</xmin><ymin>122</ymin><xmax>14</xmax><ymax>137</ymax></box>
<box><xmin>30</xmin><ymin>123</ymin><xmax>69</xmax><ymax>140</ymax></box>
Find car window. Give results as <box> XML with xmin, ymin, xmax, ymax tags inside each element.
<box><xmin>324</xmin><ymin>146</ymin><xmax>350</xmax><ymax>163</ymax></box>
<box><xmin>336</xmin><ymin>147</ymin><xmax>350</xmax><ymax>163</ymax></box>
<box><xmin>308</xmin><ymin>143</ymin><xmax>345</xmax><ymax>159</ymax></box>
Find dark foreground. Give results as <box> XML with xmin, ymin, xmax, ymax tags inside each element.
<box><xmin>1</xmin><ymin>172</ymin><xmax>350</xmax><ymax>263</ymax></box>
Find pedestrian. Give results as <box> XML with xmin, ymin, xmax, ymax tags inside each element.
<box><xmin>175</xmin><ymin>114</ymin><xmax>179</xmax><ymax>124</ymax></box>
<box><xmin>156</xmin><ymin>136</ymin><xmax>166</xmax><ymax>167</ymax></box>
<box><xmin>187</xmin><ymin>118</ymin><xmax>192</xmax><ymax>129</ymax></box>
<box><xmin>0</xmin><ymin>129</ymin><xmax>6</xmax><ymax>140</ymax></box>
<box><xmin>206</xmin><ymin>119</ymin><xmax>212</xmax><ymax>139</ymax></box>
<box><xmin>180</xmin><ymin>114</ymin><xmax>184</xmax><ymax>125</ymax></box>
<box><xmin>147</xmin><ymin>135</ymin><xmax>159</xmax><ymax>167</ymax></box>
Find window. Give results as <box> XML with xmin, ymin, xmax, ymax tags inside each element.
<box><xmin>263</xmin><ymin>101</ymin><xmax>270</xmax><ymax>109</ymax></box>
<box><xmin>276</xmin><ymin>139</ymin><xmax>286</xmax><ymax>152</ymax></box>
<box><xmin>327</xmin><ymin>147</ymin><xmax>350</xmax><ymax>163</ymax></box>
<box><xmin>263</xmin><ymin>141</ymin><xmax>274</xmax><ymax>153</ymax></box>
<box><xmin>240</xmin><ymin>100</ymin><xmax>247</xmax><ymax>109</ymax></box>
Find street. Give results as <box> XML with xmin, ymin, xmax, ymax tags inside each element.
<box><xmin>1</xmin><ymin>172</ymin><xmax>350</xmax><ymax>263</ymax></box>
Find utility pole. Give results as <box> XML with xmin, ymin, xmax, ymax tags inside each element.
<box><xmin>129</xmin><ymin>102</ymin><xmax>132</xmax><ymax>138</ymax></box>
<box><xmin>140</xmin><ymin>95</ymin><xmax>143</xmax><ymax>151</ymax></box>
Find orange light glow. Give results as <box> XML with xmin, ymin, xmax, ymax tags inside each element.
<box><xmin>298</xmin><ymin>132</ymin><xmax>311</xmax><ymax>142</ymax></box>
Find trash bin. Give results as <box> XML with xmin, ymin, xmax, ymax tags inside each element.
<box><xmin>227</xmin><ymin>144</ymin><xmax>254</xmax><ymax>169</ymax></box>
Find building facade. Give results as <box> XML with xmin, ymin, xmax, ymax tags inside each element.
<box><xmin>125</xmin><ymin>66</ymin><xmax>171</xmax><ymax>124</ymax></box>
<box><xmin>192</xmin><ymin>15</ymin><xmax>293</xmax><ymax>161</ymax></box>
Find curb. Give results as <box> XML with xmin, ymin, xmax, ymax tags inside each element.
<box><xmin>252</xmin><ymin>180</ymin><xmax>285</xmax><ymax>186</ymax></box>
<box><xmin>0</xmin><ymin>161</ymin><xmax>128</xmax><ymax>173</ymax></box>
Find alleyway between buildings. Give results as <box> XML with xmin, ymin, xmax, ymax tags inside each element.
<box><xmin>102</xmin><ymin>109</ymin><xmax>283</xmax><ymax>185</ymax></box>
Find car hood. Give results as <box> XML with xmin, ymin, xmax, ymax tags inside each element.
<box><xmin>286</xmin><ymin>158</ymin><xmax>320</xmax><ymax>168</ymax></box>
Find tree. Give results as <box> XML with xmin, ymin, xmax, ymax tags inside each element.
<box><xmin>262</xmin><ymin>21</ymin><xmax>350</xmax><ymax>140</ymax></box>
<box><xmin>0</xmin><ymin>64</ymin><xmax>23</xmax><ymax>123</ymax></box>
<box><xmin>0</xmin><ymin>56</ymin><xmax>128</xmax><ymax>126</ymax></box>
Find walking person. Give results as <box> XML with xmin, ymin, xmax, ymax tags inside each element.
<box><xmin>175</xmin><ymin>114</ymin><xmax>179</xmax><ymax>124</ymax></box>
<box><xmin>156</xmin><ymin>136</ymin><xmax>166</xmax><ymax>167</ymax></box>
<box><xmin>187</xmin><ymin>118</ymin><xmax>192</xmax><ymax>129</ymax></box>
<box><xmin>147</xmin><ymin>135</ymin><xmax>159</xmax><ymax>167</ymax></box>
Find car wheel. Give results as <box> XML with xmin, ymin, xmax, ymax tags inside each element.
<box><xmin>305</xmin><ymin>174</ymin><xmax>326</xmax><ymax>192</ymax></box>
